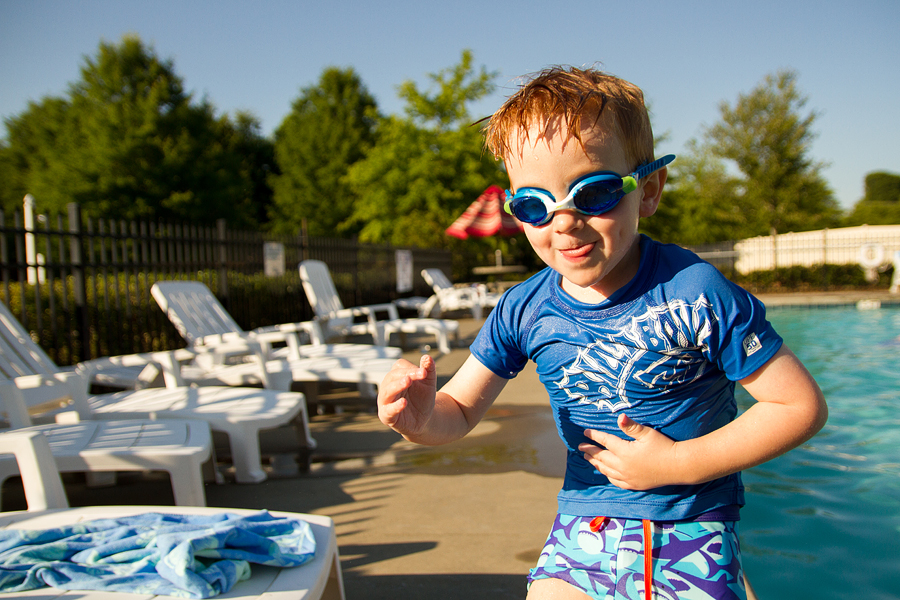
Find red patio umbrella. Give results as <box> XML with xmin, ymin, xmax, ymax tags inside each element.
<box><xmin>445</xmin><ymin>185</ymin><xmax>525</xmax><ymax>239</ymax></box>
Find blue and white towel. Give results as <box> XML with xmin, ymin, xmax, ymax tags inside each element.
<box><xmin>0</xmin><ymin>510</ymin><xmax>316</xmax><ymax>598</ymax></box>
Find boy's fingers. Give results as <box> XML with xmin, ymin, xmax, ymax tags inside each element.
<box><xmin>379</xmin><ymin>397</ymin><xmax>407</xmax><ymax>423</ymax></box>
<box><xmin>582</xmin><ymin>428</ymin><xmax>605</xmax><ymax>445</ymax></box>
<box><xmin>582</xmin><ymin>428</ymin><xmax>623</xmax><ymax>452</ymax></box>
<box><xmin>378</xmin><ymin>369</ymin><xmax>422</xmax><ymax>407</ymax></box>
<box><xmin>617</xmin><ymin>414</ymin><xmax>644</xmax><ymax>438</ymax></box>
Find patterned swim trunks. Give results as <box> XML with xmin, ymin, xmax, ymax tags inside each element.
<box><xmin>528</xmin><ymin>514</ymin><xmax>746</xmax><ymax>600</ymax></box>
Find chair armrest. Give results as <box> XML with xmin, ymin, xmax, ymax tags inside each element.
<box><xmin>252</xmin><ymin>321</ymin><xmax>312</xmax><ymax>336</ymax></box>
<box><xmin>77</xmin><ymin>349</ymin><xmax>196</xmax><ymax>389</ymax></box>
<box><xmin>437</xmin><ymin>287</ymin><xmax>481</xmax><ymax>302</ymax></box>
<box><xmin>250</xmin><ymin>322</ymin><xmax>324</xmax><ymax>359</ymax></box>
<box><xmin>254</xmin><ymin>320</ymin><xmax>326</xmax><ymax>346</ymax></box>
<box><xmin>192</xmin><ymin>332</ymin><xmax>276</xmax><ymax>363</ymax></box>
<box><xmin>349</xmin><ymin>303</ymin><xmax>400</xmax><ymax>320</ymax></box>
<box><xmin>186</xmin><ymin>337</ymin><xmax>278</xmax><ymax>389</ymax></box>
<box><xmin>2</xmin><ymin>371</ymin><xmax>93</xmax><ymax>425</ymax></box>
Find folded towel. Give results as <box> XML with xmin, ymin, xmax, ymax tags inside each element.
<box><xmin>0</xmin><ymin>510</ymin><xmax>315</xmax><ymax>598</ymax></box>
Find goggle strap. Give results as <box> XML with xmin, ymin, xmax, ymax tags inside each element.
<box><xmin>503</xmin><ymin>191</ymin><xmax>514</xmax><ymax>215</ymax></box>
<box><xmin>632</xmin><ymin>154</ymin><xmax>676</xmax><ymax>181</ymax></box>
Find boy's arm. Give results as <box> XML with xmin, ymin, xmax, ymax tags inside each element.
<box><xmin>378</xmin><ymin>353</ymin><xmax>509</xmax><ymax>446</ymax></box>
<box><xmin>579</xmin><ymin>345</ymin><xmax>828</xmax><ymax>490</ymax></box>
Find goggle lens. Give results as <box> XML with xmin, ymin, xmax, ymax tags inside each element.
<box><xmin>573</xmin><ymin>179</ymin><xmax>625</xmax><ymax>212</ymax></box>
<box><xmin>514</xmin><ymin>196</ymin><xmax>552</xmax><ymax>223</ymax></box>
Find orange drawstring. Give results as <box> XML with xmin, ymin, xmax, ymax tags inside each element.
<box><xmin>589</xmin><ymin>517</ymin><xmax>653</xmax><ymax>599</ymax></box>
<box><xmin>642</xmin><ymin>519</ymin><xmax>653</xmax><ymax>599</ymax></box>
<box><xmin>589</xmin><ymin>516</ymin><xmax>608</xmax><ymax>532</ymax></box>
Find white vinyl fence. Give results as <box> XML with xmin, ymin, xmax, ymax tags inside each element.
<box><xmin>733</xmin><ymin>225</ymin><xmax>900</xmax><ymax>275</ymax></box>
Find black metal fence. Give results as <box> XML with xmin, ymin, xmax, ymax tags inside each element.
<box><xmin>0</xmin><ymin>204</ymin><xmax>452</xmax><ymax>366</ymax></box>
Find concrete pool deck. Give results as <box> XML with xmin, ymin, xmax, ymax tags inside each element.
<box><xmin>755</xmin><ymin>289</ymin><xmax>900</xmax><ymax>308</ymax></box>
<box><xmin>5</xmin><ymin>289</ymin><xmax>896</xmax><ymax>598</ymax></box>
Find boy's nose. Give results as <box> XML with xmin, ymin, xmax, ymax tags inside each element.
<box><xmin>551</xmin><ymin>208</ymin><xmax>585</xmax><ymax>232</ymax></box>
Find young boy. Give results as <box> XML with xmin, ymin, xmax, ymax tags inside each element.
<box><xmin>377</xmin><ymin>66</ymin><xmax>827</xmax><ymax>600</ymax></box>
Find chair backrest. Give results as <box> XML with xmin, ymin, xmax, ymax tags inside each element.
<box><xmin>421</xmin><ymin>268</ymin><xmax>454</xmax><ymax>293</ymax></box>
<box><xmin>0</xmin><ymin>302</ymin><xmax>60</xmax><ymax>380</ymax></box>
<box><xmin>299</xmin><ymin>260</ymin><xmax>347</xmax><ymax>319</ymax></box>
<box><xmin>151</xmin><ymin>281</ymin><xmax>245</xmax><ymax>345</ymax></box>
<box><xmin>0</xmin><ymin>303</ymin><xmax>92</xmax><ymax>425</ymax></box>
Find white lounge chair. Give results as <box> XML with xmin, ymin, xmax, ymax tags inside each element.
<box><xmin>147</xmin><ymin>280</ymin><xmax>398</xmax><ymax>397</ymax></box>
<box><xmin>419</xmin><ymin>268</ymin><xmax>501</xmax><ymax>319</ymax></box>
<box><xmin>0</xmin><ymin>301</ymin><xmax>310</xmax><ymax>484</ymax></box>
<box><xmin>151</xmin><ymin>280</ymin><xmax>402</xmax><ymax>361</ymax></box>
<box><xmin>0</xmin><ymin>430</ymin><xmax>345</xmax><ymax>600</ymax></box>
<box><xmin>299</xmin><ymin>260</ymin><xmax>459</xmax><ymax>354</ymax></box>
<box><xmin>0</xmin><ymin>377</ymin><xmax>212</xmax><ymax>507</ymax></box>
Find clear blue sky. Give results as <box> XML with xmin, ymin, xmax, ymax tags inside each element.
<box><xmin>2</xmin><ymin>0</ymin><xmax>898</xmax><ymax>210</ymax></box>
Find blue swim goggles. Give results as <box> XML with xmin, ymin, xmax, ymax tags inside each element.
<box><xmin>504</xmin><ymin>154</ymin><xmax>676</xmax><ymax>226</ymax></box>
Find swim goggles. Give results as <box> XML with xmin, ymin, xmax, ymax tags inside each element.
<box><xmin>504</xmin><ymin>154</ymin><xmax>676</xmax><ymax>226</ymax></box>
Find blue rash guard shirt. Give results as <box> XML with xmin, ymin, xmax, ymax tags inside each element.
<box><xmin>470</xmin><ymin>236</ymin><xmax>783</xmax><ymax>521</ymax></box>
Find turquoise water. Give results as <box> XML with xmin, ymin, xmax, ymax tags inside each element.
<box><xmin>740</xmin><ymin>306</ymin><xmax>900</xmax><ymax>599</ymax></box>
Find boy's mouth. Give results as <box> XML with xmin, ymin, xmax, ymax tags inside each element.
<box><xmin>558</xmin><ymin>243</ymin><xmax>595</xmax><ymax>259</ymax></box>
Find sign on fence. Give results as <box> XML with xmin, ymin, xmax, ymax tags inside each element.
<box><xmin>396</xmin><ymin>249</ymin><xmax>413</xmax><ymax>293</ymax></box>
<box><xmin>263</xmin><ymin>242</ymin><xmax>285</xmax><ymax>277</ymax></box>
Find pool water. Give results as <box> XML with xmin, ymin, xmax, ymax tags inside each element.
<box><xmin>740</xmin><ymin>306</ymin><xmax>900</xmax><ymax>599</ymax></box>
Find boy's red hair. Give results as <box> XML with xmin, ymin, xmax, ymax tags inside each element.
<box><xmin>483</xmin><ymin>66</ymin><xmax>655</xmax><ymax>169</ymax></box>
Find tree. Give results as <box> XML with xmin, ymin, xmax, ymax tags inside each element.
<box><xmin>844</xmin><ymin>171</ymin><xmax>900</xmax><ymax>226</ymax></box>
<box><xmin>0</xmin><ymin>96</ymin><xmax>74</xmax><ymax>215</ymax></box>
<box><xmin>268</xmin><ymin>67</ymin><xmax>377</xmax><ymax>237</ymax></box>
<box><xmin>704</xmin><ymin>70</ymin><xmax>841</xmax><ymax>236</ymax></box>
<box><xmin>345</xmin><ymin>50</ymin><xmax>506</xmax><ymax>248</ymax></box>
<box><xmin>222</xmin><ymin>111</ymin><xmax>276</xmax><ymax>227</ymax></box>
<box><xmin>643</xmin><ymin>139</ymin><xmax>750</xmax><ymax>245</ymax></box>
<box><xmin>0</xmin><ymin>35</ymin><xmax>261</xmax><ymax>227</ymax></box>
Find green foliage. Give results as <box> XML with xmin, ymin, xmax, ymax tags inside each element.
<box><xmin>653</xmin><ymin>70</ymin><xmax>842</xmax><ymax>246</ymax></box>
<box><xmin>221</xmin><ymin>112</ymin><xmax>277</xmax><ymax>228</ymax></box>
<box><xmin>269</xmin><ymin>67</ymin><xmax>378</xmax><ymax>236</ymax></box>
<box><xmin>731</xmin><ymin>263</ymin><xmax>892</xmax><ymax>293</ymax></box>
<box><xmin>843</xmin><ymin>171</ymin><xmax>900</xmax><ymax>226</ymax></box>
<box><xmin>704</xmin><ymin>70</ymin><xmax>841</xmax><ymax>236</ymax></box>
<box><xmin>643</xmin><ymin>139</ymin><xmax>751</xmax><ymax>244</ymax></box>
<box><xmin>0</xmin><ymin>96</ymin><xmax>75</xmax><ymax>214</ymax></box>
<box><xmin>345</xmin><ymin>50</ymin><xmax>507</xmax><ymax>248</ymax></box>
<box><xmin>0</xmin><ymin>35</ymin><xmax>268</xmax><ymax>227</ymax></box>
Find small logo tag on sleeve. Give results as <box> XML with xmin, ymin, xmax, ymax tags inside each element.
<box><xmin>742</xmin><ymin>333</ymin><xmax>762</xmax><ymax>357</ymax></box>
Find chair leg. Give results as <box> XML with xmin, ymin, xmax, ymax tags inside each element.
<box><xmin>167</xmin><ymin>459</ymin><xmax>208</xmax><ymax>506</ymax></box>
<box><xmin>222</xmin><ymin>424</ymin><xmax>267</xmax><ymax>484</ymax></box>
<box><xmin>358</xmin><ymin>381</ymin><xmax>377</xmax><ymax>400</ymax></box>
<box><xmin>434</xmin><ymin>328</ymin><xmax>451</xmax><ymax>354</ymax></box>
<box><xmin>322</xmin><ymin>544</ymin><xmax>347</xmax><ymax>600</ymax></box>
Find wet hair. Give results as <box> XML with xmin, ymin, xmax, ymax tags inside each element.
<box><xmin>483</xmin><ymin>65</ymin><xmax>655</xmax><ymax>168</ymax></box>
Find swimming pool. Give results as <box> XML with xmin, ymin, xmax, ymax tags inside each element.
<box><xmin>740</xmin><ymin>305</ymin><xmax>900</xmax><ymax>599</ymax></box>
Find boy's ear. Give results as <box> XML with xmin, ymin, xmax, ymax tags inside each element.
<box><xmin>638</xmin><ymin>167</ymin><xmax>667</xmax><ymax>218</ymax></box>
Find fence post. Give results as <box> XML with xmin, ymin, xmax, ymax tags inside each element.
<box><xmin>67</xmin><ymin>203</ymin><xmax>91</xmax><ymax>360</ymax></box>
<box><xmin>300</xmin><ymin>218</ymin><xmax>309</xmax><ymax>263</ymax></box>
<box><xmin>770</xmin><ymin>228</ymin><xmax>778</xmax><ymax>270</ymax></box>
<box><xmin>216</xmin><ymin>218</ymin><xmax>228</xmax><ymax>306</ymax></box>
<box><xmin>23</xmin><ymin>194</ymin><xmax>37</xmax><ymax>285</ymax></box>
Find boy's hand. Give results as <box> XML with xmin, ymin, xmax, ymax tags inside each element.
<box><xmin>579</xmin><ymin>414</ymin><xmax>681</xmax><ymax>490</ymax></box>
<box><xmin>377</xmin><ymin>354</ymin><xmax>438</xmax><ymax>438</ymax></box>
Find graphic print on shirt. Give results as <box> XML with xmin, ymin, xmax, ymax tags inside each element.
<box><xmin>555</xmin><ymin>295</ymin><xmax>718</xmax><ymax>412</ymax></box>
